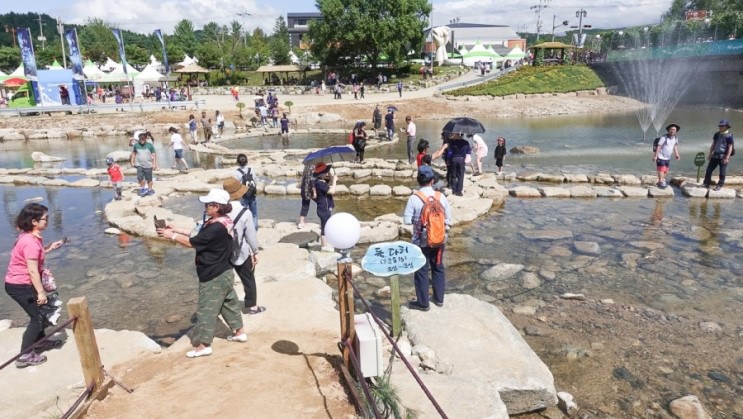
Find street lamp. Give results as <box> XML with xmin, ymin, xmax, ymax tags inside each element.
<box><xmin>552</xmin><ymin>16</ymin><xmax>568</xmax><ymax>42</ymax></box>
<box><xmin>576</xmin><ymin>9</ymin><xmax>588</xmax><ymax>47</ymax></box>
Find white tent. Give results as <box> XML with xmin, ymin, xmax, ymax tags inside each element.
<box><xmin>462</xmin><ymin>41</ymin><xmax>500</xmax><ymax>67</ymax></box>
<box><xmin>505</xmin><ymin>46</ymin><xmax>526</xmax><ymax>60</ymax></box>
<box><xmin>103</xmin><ymin>57</ymin><xmax>119</xmax><ymax>72</ymax></box>
<box><xmin>9</xmin><ymin>64</ymin><xmax>25</xmax><ymax>77</ymax></box>
<box><xmin>135</xmin><ymin>64</ymin><xmax>165</xmax><ymax>82</ymax></box>
<box><xmin>83</xmin><ymin>59</ymin><xmax>107</xmax><ymax>81</ymax></box>
<box><xmin>0</xmin><ymin>69</ymin><xmax>6</xmax><ymax>77</ymax></box>
<box><xmin>111</xmin><ymin>62</ymin><xmax>140</xmax><ymax>77</ymax></box>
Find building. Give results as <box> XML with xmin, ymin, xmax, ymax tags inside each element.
<box><xmin>423</xmin><ymin>22</ymin><xmax>525</xmax><ymax>56</ymax></box>
<box><xmin>287</xmin><ymin>12</ymin><xmax>323</xmax><ymax>49</ymax></box>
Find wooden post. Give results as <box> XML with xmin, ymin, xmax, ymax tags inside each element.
<box><xmin>67</xmin><ymin>297</ymin><xmax>103</xmax><ymax>394</ymax></box>
<box><xmin>337</xmin><ymin>261</ymin><xmax>356</xmax><ymax>370</ymax></box>
<box><xmin>390</xmin><ymin>275</ymin><xmax>401</xmax><ymax>338</ymax></box>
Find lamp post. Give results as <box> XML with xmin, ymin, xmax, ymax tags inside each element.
<box><xmin>576</xmin><ymin>9</ymin><xmax>588</xmax><ymax>47</ymax></box>
<box><xmin>324</xmin><ymin>212</ymin><xmax>362</xmax><ymax>370</ymax></box>
<box><xmin>552</xmin><ymin>16</ymin><xmax>568</xmax><ymax>42</ymax></box>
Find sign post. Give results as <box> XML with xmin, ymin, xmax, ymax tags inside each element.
<box><xmin>694</xmin><ymin>152</ymin><xmax>706</xmax><ymax>183</ymax></box>
<box><xmin>361</xmin><ymin>241</ymin><xmax>426</xmax><ymax>337</ymax></box>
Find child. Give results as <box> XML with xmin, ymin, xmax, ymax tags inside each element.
<box><xmin>494</xmin><ymin>137</ymin><xmax>507</xmax><ymax>174</ymax></box>
<box><xmin>106</xmin><ymin>157</ymin><xmax>124</xmax><ymax>200</ymax></box>
<box><xmin>188</xmin><ymin>114</ymin><xmax>198</xmax><ymax>144</ymax></box>
<box><xmin>416</xmin><ymin>139</ymin><xmax>430</xmax><ymax>168</ymax></box>
<box><xmin>168</xmin><ymin>127</ymin><xmax>190</xmax><ymax>173</ymax></box>
<box><xmin>280</xmin><ymin>113</ymin><xmax>290</xmax><ymax>137</ymax></box>
<box><xmin>38</xmin><ymin>267</ymin><xmax>63</xmax><ymax>326</ymax></box>
<box><xmin>469</xmin><ymin>133</ymin><xmax>488</xmax><ymax>176</ymax></box>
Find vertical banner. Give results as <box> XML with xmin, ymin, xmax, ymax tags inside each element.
<box><xmin>153</xmin><ymin>29</ymin><xmax>170</xmax><ymax>75</ymax></box>
<box><xmin>111</xmin><ymin>28</ymin><xmax>129</xmax><ymax>77</ymax></box>
<box><xmin>16</xmin><ymin>27</ymin><xmax>41</xmax><ymax>106</ymax></box>
<box><xmin>64</xmin><ymin>28</ymin><xmax>86</xmax><ymax>105</ymax></box>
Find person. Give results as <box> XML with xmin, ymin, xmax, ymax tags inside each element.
<box><xmin>59</xmin><ymin>85</ymin><xmax>70</xmax><ymax>105</ymax></box>
<box><xmin>385</xmin><ymin>109</ymin><xmax>395</xmax><ymax>141</ymax></box>
<box><xmin>168</xmin><ymin>127</ymin><xmax>190</xmax><ymax>173</ymax></box>
<box><xmin>215</xmin><ymin>110</ymin><xmax>225</xmax><ymax>138</ymax></box>
<box><xmin>270</xmin><ymin>106</ymin><xmax>279</xmax><ymax>128</ymax></box>
<box><xmin>234</xmin><ymin>154</ymin><xmax>258</xmax><ymax>231</ymax></box>
<box><xmin>130</xmin><ymin>132</ymin><xmax>158</xmax><ymax>196</ymax></box>
<box><xmin>280</xmin><ymin>113</ymin><xmax>290</xmax><ymax>137</ymax></box>
<box><xmin>403</xmin><ymin>166</ymin><xmax>451</xmax><ymax>311</ymax></box>
<box><xmin>222</xmin><ymin>178</ymin><xmax>265</xmax><ymax>315</ymax></box>
<box><xmin>401</xmin><ymin>116</ymin><xmax>417</xmax><ymax>164</ymax></box>
<box><xmin>298</xmin><ymin>164</ymin><xmax>314</xmax><ymax>229</ymax></box>
<box><xmin>258</xmin><ymin>105</ymin><xmax>268</xmax><ymax>127</ymax></box>
<box><xmin>494</xmin><ymin>137</ymin><xmax>507</xmax><ymax>174</ymax></box>
<box><xmin>188</xmin><ymin>114</ymin><xmax>198</xmax><ymax>144</ymax></box>
<box><xmin>435</xmin><ymin>133</ymin><xmax>471</xmax><ymax>196</ymax></box>
<box><xmin>353</xmin><ymin>83</ymin><xmax>359</xmax><ymax>100</ymax></box>
<box><xmin>157</xmin><ymin>189</ymin><xmax>247</xmax><ymax>358</ymax></box>
<box><xmin>397</xmin><ymin>80</ymin><xmax>403</xmax><ymax>97</ymax></box>
<box><xmin>352</xmin><ymin>122</ymin><xmax>368</xmax><ymax>163</ymax></box>
<box><xmin>416</xmin><ymin>139</ymin><xmax>430</xmax><ymax>168</ymax></box>
<box><xmin>200</xmin><ymin>111</ymin><xmax>212</xmax><ymax>143</ymax></box>
<box><xmin>652</xmin><ymin>123</ymin><xmax>680</xmax><ymax>189</ymax></box>
<box><xmin>372</xmin><ymin>105</ymin><xmax>382</xmax><ymax>134</ymax></box>
<box><xmin>231</xmin><ymin>86</ymin><xmax>239</xmax><ymax>101</ymax></box>
<box><xmin>155</xmin><ymin>86</ymin><xmax>162</xmax><ymax>102</ymax></box>
<box><xmin>703</xmin><ymin>119</ymin><xmax>735</xmax><ymax>191</ymax></box>
<box><xmin>5</xmin><ymin>203</ymin><xmax>66</xmax><ymax>368</ymax></box>
<box><xmin>334</xmin><ymin>83</ymin><xmax>343</xmax><ymax>100</ymax></box>
<box><xmin>321</xmin><ymin>80</ymin><xmax>326</xmax><ymax>95</ymax></box>
<box><xmin>469</xmin><ymin>133</ymin><xmax>489</xmax><ymax>176</ymax></box>
<box><xmin>312</xmin><ymin>163</ymin><xmax>337</xmax><ymax>251</ymax></box>
<box><xmin>360</xmin><ymin>82</ymin><xmax>365</xmax><ymax>99</ymax></box>
<box><xmin>106</xmin><ymin>157</ymin><xmax>124</xmax><ymax>200</ymax></box>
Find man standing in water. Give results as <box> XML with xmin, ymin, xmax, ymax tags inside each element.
<box><xmin>130</xmin><ymin>132</ymin><xmax>158</xmax><ymax>196</ymax></box>
<box><xmin>652</xmin><ymin>123</ymin><xmax>680</xmax><ymax>189</ymax></box>
<box><xmin>703</xmin><ymin>119</ymin><xmax>735</xmax><ymax>191</ymax></box>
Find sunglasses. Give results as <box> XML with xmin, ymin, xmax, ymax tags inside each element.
<box><xmin>204</xmin><ymin>203</ymin><xmax>218</xmax><ymax>208</ymax></box>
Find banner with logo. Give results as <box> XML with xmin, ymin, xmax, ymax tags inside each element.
<box><xmin>16</xmin><ymin>27</ymin><xmax>41</xmax><ymax>105</ymax></box>
<box><xmin>153</xmin><ymin>29</ymin><xmax>170</xmax><ymax>75</ymax></box>
<box><xmin>111</xmin><ymin>28</ymin><xmax>129</xmax><ymax>77</ymax></box>
<box><xmin>64</xmin><ymin>28</ymin><xmax>86</xmax><ymax>105</ymax></box>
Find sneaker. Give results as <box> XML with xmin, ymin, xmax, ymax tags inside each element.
<box><xmin>660</xmin><ymin>181</ymin><xmax>668</xmax><ymax>189</ymax></box>
<box><xmin>407</xmin><ymin>301</ymin><xmax>430</xmax><ymax>312</ymax></box>
<box><xmin>714</xmin><ymin>185</ymin><xmax>722</xmax><ymax>191</ymax></box>
<box><xmin>226</xmin><ymin>333</ymin><xmax>248</xmax><ymax>343</ymax></box>
<box><xmin>146</xmin><ymin>189</ymin><xmax>155</xmax><ymax>196</ymax></box>
<box><xmin>433</xmin><ymin>301</ymin><xmax>444</xmax><ymax>308</ymax></box>
<box><xmin>186</xmin><ymin>346</ymin><xmax>212</xmax><ymax>358</ymax></box>
<box><xmin>15</xmin><ymin>352</ymin><xmax>47</xmax><ymax>368</ymax></box>
<box><xmin>137</xmin><ymin>188</ymin><xmax>146</xmax><ymax>197</ymax></box>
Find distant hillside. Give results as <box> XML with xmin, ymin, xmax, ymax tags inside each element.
<box><xmin>447</xmin><ymin>65</ymin><xmax>605</xmax><ymax>96</ymax></box>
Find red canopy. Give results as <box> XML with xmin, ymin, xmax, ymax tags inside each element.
<box><xmin>2</xmin><ymin>77</ymin><xmax>28</xmax><ymax>87</ymax></box>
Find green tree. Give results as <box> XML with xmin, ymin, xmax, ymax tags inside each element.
<box><xmin>0</xmin><ymin>46</ymin><xmax>20</xmax><ymax>71</ymax></box>
<box><xmin>172</xmin><ymin>19</ymin><xmax>197</xmax><ymax>56</ymax></box>
<box><xmin>125</xmin><ymin>44</ymin><xmax>149</xmax><ymax>65</ymax></box>
<box><xmin>270</xmin><ymin>16</ymin><xmax>291</xmax><ymax>65</ymax></box>
<box><xmin>195</xmin><ymin>42</ymin><xmax>222</xmax><ymax>69</ymax></box>
<box><xmin>78</xmin><ymin>18</ymin><xmax>118</xmax><ymax>64</ymax></box>
<box><xmin>308</xmin><ymin>0</ymin><xmax>431</xmax><ymax>69</ymax></box>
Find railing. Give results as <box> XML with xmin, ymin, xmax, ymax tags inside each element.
<box><xmin>0</xmin><ymin>296</ymin><xmax>129</xmax><ymax>418</ymax></box>
<box><xmin>0</xmin><ymin>100</ymin><xmax>207</xmax><ymax>117</ymax></box>
<box><xmin>336</xmin><ymin>260</ymin><xmax>449</xmax><ymax>418</ymax></box>
<box><xmin>436</xmin><ymin>66</ymin><xmax>518</xmax><ymax>93</ymax></box>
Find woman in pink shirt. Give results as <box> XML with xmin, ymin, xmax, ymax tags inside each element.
<box><xmin>5</xmin><ymin>203</ymin><xmax>65</xmax><ymax>368</ymax></box>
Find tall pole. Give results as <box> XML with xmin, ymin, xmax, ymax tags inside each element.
<box><xmin>35</xmin><ymin>13</ymin><xmax>46</xmax><ymax>50</ymax></box>
<box><xmin>552</xmin><ymin>15</ymin><xmax>556</xmax><ymax>42</ymax></box>
<box><xmin>4</xmin><ymin>25</ymin><xmax>17</xmax><ymax>48</ymax></box>
<box><xmin>576</xmin><ymin>9</ymin><xmax>587</xmax><ymax>48</ymax></box>
<box><xmin>57</xmin><ymin>18</ymin><xmax>66</xmax><ymax>68</ymax></box>
<box><xmin>531</xmin><ymin>0</ymin><xmax>551</xmax><ymax>42</ymax></box>
<box><xmin>430</xmin><ymin>2</ymin><xmax>434</xmax><ymax>75</ymax></box>
<box><xmin>237</xmin><ymin>11</ymin><xmax>250</xmax><ymax>46</ymax></box>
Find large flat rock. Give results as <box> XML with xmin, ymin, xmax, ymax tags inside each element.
<box><xmin>395</xmin><ymin>294</ymin><xmax>557</xmax><ymax>415</ymax></box>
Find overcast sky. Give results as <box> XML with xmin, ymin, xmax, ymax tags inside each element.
<box><xmin>1</xmin><ymin>0</ymin><xmax>670</xmax><ymax>35</ymax></box>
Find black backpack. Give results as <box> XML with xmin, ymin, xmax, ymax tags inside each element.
<box><xmin>652</xmin><ymin>137</ymin><xmax>662</xmax><ymax>152</ymax></box>
<box><xmin>230</xmin><ymin>208</ymin><xmax>249</xmax><ymax>265</ymax></box>
<box><xmin>237</xmin><ymin>168</ymin><xmax>257</xmax><ymax>200</ymax></box>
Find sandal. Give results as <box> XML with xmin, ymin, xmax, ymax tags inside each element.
<box><xmin>297</xmin><ymin>222</ymin><xmax>306</xmax><ymax>229</ymax></box>
<box><xmin>227</xmin><ymin>333</ymin><xmax>248</xmax><ymax>343</ymax></box>
<box><xmin>247</xmin><ymin>306</ymin><xmax>267</xmax><ymax>315</ymax></box>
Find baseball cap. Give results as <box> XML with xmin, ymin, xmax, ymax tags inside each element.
<box><xmin>198</xmin><ymin>189</ymin><xmax>230</xmax><ymax>205</ymax></box>
<box><xmin>417</xmin><ymin>166</ymin><xmax>435</xmax><ymax>182</ymax></box>
<box><xmin>718</xmin><ymin>119</ymin><xmax>731</xmax><ymax>128</ymax></box>
<box><xmin>105</xmin><ymin>157</ymin><xmax>114</xmax><ymax>165</ymax></box>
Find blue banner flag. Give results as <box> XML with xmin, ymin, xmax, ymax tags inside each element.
<box><xmin>111</xmin><ymin>28</ymin><xmax>129</xmax><ymax>76</ymax></box>
<box><xmin>153</xmin><ymin>29</ymin><xmax>170</xmax><ymax>75</ymax></box>
<box><xmin>16</xmin><ymin>27</ymin><xmax>41</xmax><ymax>105</ymax></box>
<box><xmin>64</xmin><ymin>28</ymin><xmax>86</xmax><ymax>105</ymax></box>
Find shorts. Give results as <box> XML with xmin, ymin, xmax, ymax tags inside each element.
<box><xmin>174</xmin><ymin>149</ymin><xmax>184</xmax><ymax>159</ymax></box>
<box><xmin>281</xmin><ymin>127</ymin><xmax>289</xmax><ymax>134</ymax></box>
<box><xmin>136</xmin><ymin>166</ymin><xmax>153</xmax><ymax>182</ymax></box>
<box><xmin>656</xmin><ymin>159</ymin><xmax>670</xmax><ymax>173</ymax></box>
<box><xmin>218</xmin><ymin>122</ymin><xmax>224</xmax><ymax>129</ymax></box>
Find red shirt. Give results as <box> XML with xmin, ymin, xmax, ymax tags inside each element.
<box><xmin>107</xmin><ymin>164</ymin><xmax>124</xmax><ymax>182</ymax></box>
<box><xmin>416</xmin><ymin>152</ymin><xmax>426</xmax><ymax>168</ymax></box>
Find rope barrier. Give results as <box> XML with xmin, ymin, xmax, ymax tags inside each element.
<box><xmin>0</xmin><ymin>315</ymin><xmax>78</xmax><ymax>371</ymax></box>
<box><xmin>340</xmin><ymin>339</ymin><xmax>383</xmax><ymax>419</ymax></box>
<box><xmin>59</xmin><ymin>382</ymin><xmax>94</xmax><ymax>419</ymax></box>
<box><xmin>342</xmin><ymin>268</ymin><xmax>449</xmax><ymax>418</ymax></box>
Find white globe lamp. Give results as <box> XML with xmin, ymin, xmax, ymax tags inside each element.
<box><xmin>325</xmin><ymin>213</ymin><xmax>361</xmax><ymax>258</ymax></box>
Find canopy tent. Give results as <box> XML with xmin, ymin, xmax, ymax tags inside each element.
<box><xmin>48</xmin><ymin>59</ymin><xmax>64</xmax><ymax>70</ymax></box>
<box><xmin>149</xmin><ymin>54</ymin><xmax>162</xmax><ymax>66</ymax></box>
<box><xmin>111</xmin><ymin>62</ymin><xmax>140</xmax><ymax>77</ymax></box>
<box><xmin>9</xmin><ymin>64</ymin><xmax>25</xmax><ymax>78</ymax></box>
<box><xmin>462</xmin><ymin>41</ymin><xmax>502</xmax><ymax>67</ymax></box>
<box><xmin>458</xmin><ymin>45</ymin><xmax>469</xmax><ymax>55</ymax></box>
<box><xmin>485</xmin><ymin>45</ymin><xmax>504</xmax><ymax>61</ymax></box>
<box><xmin>135</xmin><ymin>63</ymin><xmax>167</xmax><ymax>82</ymax></box>
<box><xmin>83</xmin><ymin>60</ymin><xmax>107</xmax><ymax>81</ymax></box>
<box><xmin>103</xmin><ymin>57</ymin><xmax>119</xmax><ymax>72</ymax></box>
<box><xmin>255</xmin><ymin>64</ymin><xmax>302</xmax><ymax>73</ymax></box>
<box><xmin>505</xmin><ymin>46</ymin><xmax>527</xmax><ymax>60</ymax></box>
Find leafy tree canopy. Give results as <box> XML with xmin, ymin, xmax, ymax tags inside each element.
<box><xmin>270</xmin><ymin>16</ymin><xmax>291</xmax><ymax>65</ymax></box>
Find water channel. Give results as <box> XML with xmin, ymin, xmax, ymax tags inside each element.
<box><xmin>0</xmin><ymin>106</ymin><xmax>741</xmax><ymax>415</ymax></box>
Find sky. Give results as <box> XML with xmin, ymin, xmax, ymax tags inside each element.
<box><xmin>0</xmin><ymin>0</ymin><xmax>671</xmax><ymax>36</ymax></box>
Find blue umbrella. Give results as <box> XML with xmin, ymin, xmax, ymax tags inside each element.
<box><xmin>302</xmin><ymin>145</ymin><xmax>356</xmax><ymax>165</ymax></box>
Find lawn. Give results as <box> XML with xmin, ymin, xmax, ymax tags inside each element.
<box><xmin>447</xmin><ymin>65</ymin><xmax>605</xmax><ymax>97</ymax></box>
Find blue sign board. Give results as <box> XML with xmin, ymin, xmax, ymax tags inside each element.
<box><xmin>361</xmin><ymin>241</ymin><xmax>426</xmax><ymax>277</ymax></box>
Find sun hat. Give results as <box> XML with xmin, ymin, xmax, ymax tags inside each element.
<box><xmin>417</xmin><ymin>166</ymin><xmax>435</xmax><ymax>182</ymax></box>
<box><xmin>313</xmin><ymin>162</ymin><xmax>331</xmax><ymax>175</ymax></box>
<box><xmin>223</xmin><ymin>177</ymin><xmax>248</xmax><ymax>201</ymax></box>
<box><xmin>666</xmin><ymin>123</ymin><xmax>680</xmax><ymax>132</ymax></box>
<box><xmin>198</xmin><ymin>189</ymin><xmax>230</xmax><ymax>205</ymax></box>
<box><xmin>718</xmin><ymin>119</ymin><xmax>731</xmax><ymax>128</ymax></box>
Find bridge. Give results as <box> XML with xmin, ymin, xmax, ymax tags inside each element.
<box><xmin>590</xmin><ymin>39</ymin><xmax>743</xmax><ymax>107</ymax></box>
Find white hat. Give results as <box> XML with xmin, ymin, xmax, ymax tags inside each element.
<box><xmin>198</xmin><ymin>189</ymin><xmax>230</xmax><ymax>205</ymax></box>
<box><xmin>132</xmin><ymin>130</ymin><xmax>145</xmax><ymax>140</ymax></box>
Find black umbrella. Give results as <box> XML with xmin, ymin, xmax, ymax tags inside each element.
<box><xmin>441</xmin><ymin>117</ymin><xmax>486</xmax><ymax>136</ymax></box>
<box><xmin>387</xmin><ymin>105</ymin><xmax>399</xmax><ymax>112</ymax></box>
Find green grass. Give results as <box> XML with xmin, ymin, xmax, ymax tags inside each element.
<box><xmin>447</xmin><ymin>65</ymin><xmax>605</xmax><ymax>97</ymax></box>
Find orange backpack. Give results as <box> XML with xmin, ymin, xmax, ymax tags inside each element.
<box><xmin>415</xmin><ymin>191</ymin><xmax>447</xmax><ymax>248</ymax></box>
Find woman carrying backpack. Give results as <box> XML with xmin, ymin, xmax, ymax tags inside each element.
<box><xmin>234</xmin><ymin>154</ymin><xmax>258</xmax><ymax>231</ymax></box>
<box><xmin>297</xmin><ymin>164</ymin><xmax>314</xmax><ymax>229</ymax></box>
<box><xmin>352</xmin><ymin>121</ymin><xmax>368</xmax><ymax>163</ymax></box>
<box><xmin>312</xmin><ymin>163</ymin><xmax>337</xmax><ymax>251</ymax></box>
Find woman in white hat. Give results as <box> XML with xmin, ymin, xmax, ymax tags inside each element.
<box><xmin>157</xmin><ymin>189</ymin><xmax>246</xmax><ymax>358</ymax></box>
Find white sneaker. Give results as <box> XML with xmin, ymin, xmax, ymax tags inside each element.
<box><xmin>226</xmin><ymin>333</ymin><xmax>248</xmax><ymax>343</ymax></box>
<box><xmin>186</xmin><ymin>347</ymin><xmax>212</xmax><ymax>358</ymax></box>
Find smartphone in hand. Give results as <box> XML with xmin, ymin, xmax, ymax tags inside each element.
<box><xmin>153</xmin><ymin>216</ymin><xmax>166</xmax><ymax>229</ymax></box>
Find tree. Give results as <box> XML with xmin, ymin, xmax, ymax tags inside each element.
<box><xmin>308</xmin><ymin>0</ymin><xmax>431</xmax><ymax>69</ymax></box>
<box><xmin>172</xmin><ymin>19</ymin><xmax>197</xmax><ymax>56</ymax></box>
<box><xmin>0</xmin><ymin>46</ymin><xmax>20</xmax><ymax>71</ymax></box>
<box><xmin>78</xmin><ymin>18</ymin><xmax>118</xmax><ymax>64</ymax></box>
<box><xmin>270</xmin><ymin>16</ymin><xmax>291</xmax><ymax>65</ymax></box>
